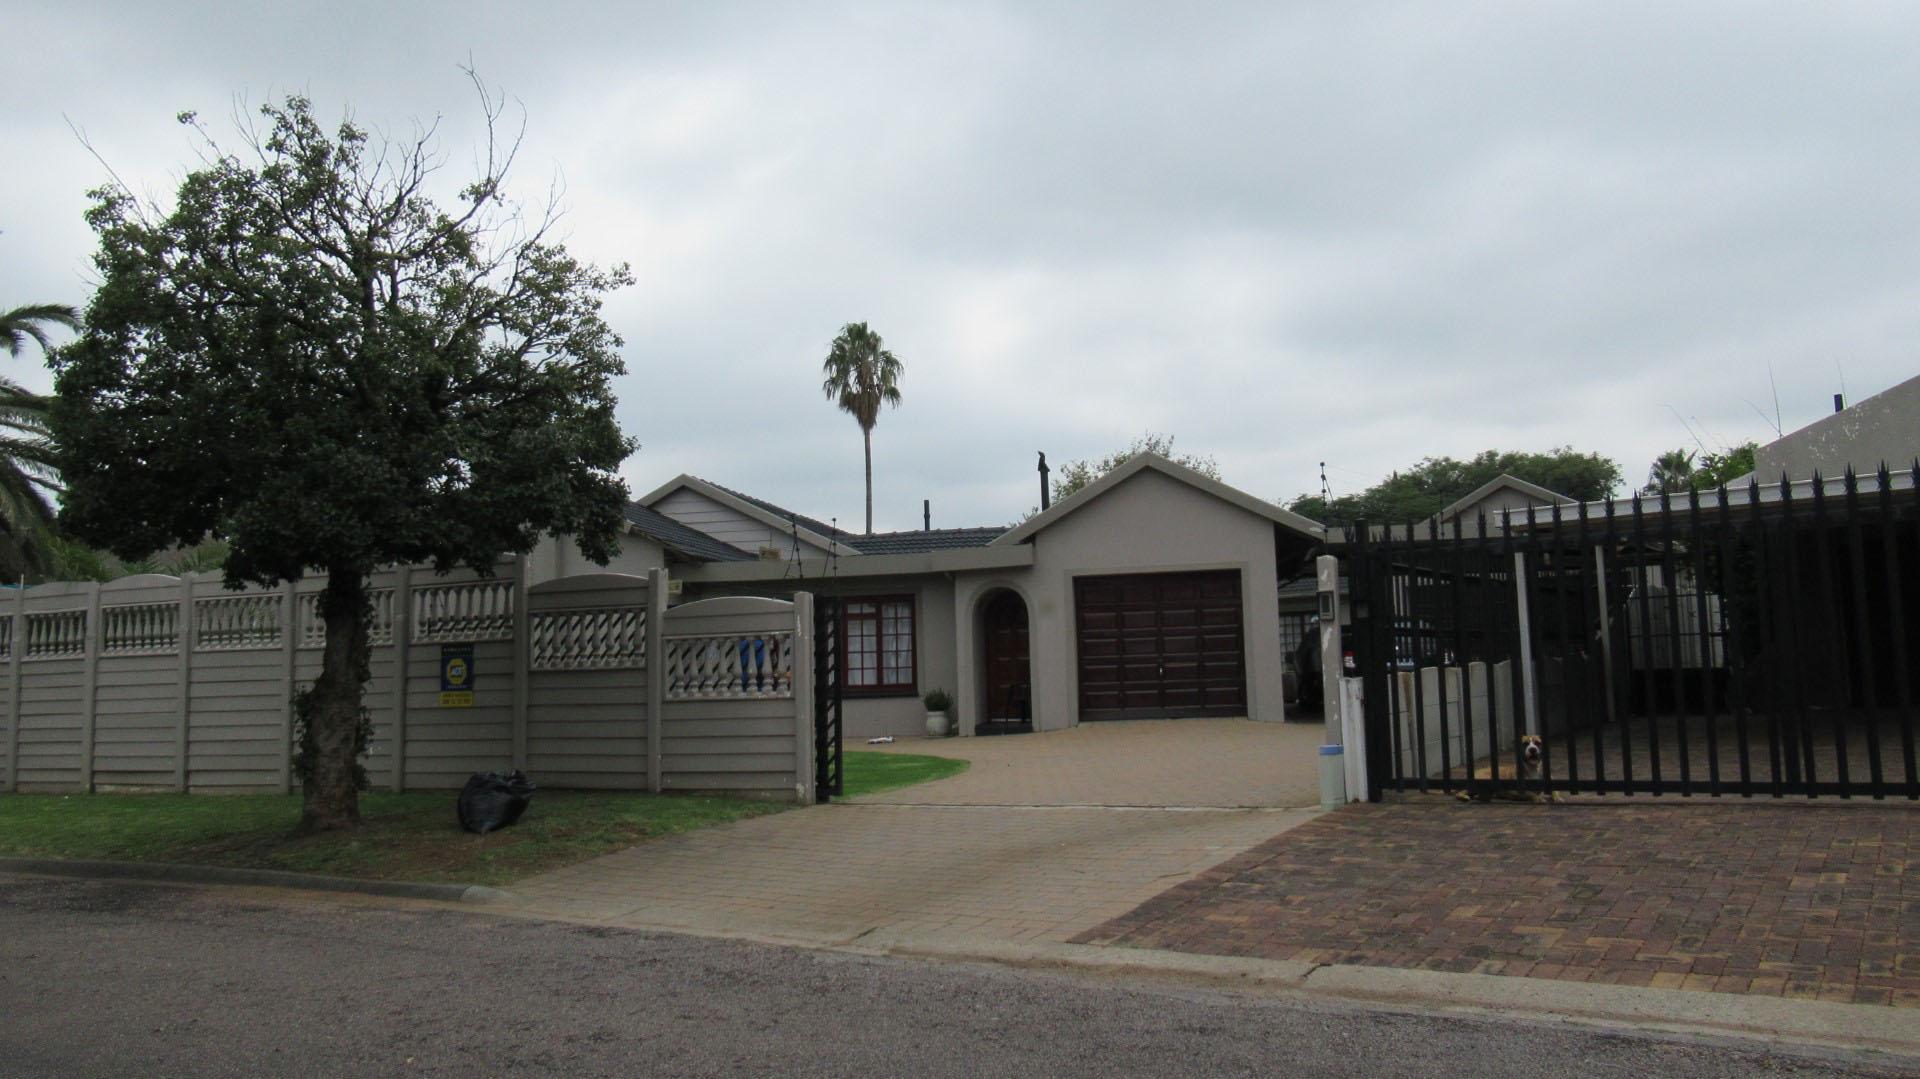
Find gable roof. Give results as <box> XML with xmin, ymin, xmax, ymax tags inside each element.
<box><xmin>1437</xmin><ymin>473</ymin><xmax>1573</xmax><ymax>522</ymax></box>
<box><xmin>846</xmin><ymin>526</ymin><xmax>1006</xmax><ymax>555</ymax></box>
<box><xmin>635</xmin><ymin>474</ymin><xmax>863</xmax><ymax>557</ymax></box>
<box><xmin>622</xmin><ymin>503</ymin><xmax>751</xmax><ymax>563</ymax></box>
<box><xmin>704</xmin><ymin>480</ymin><xmax>844</xmax><ymax>545</ymax></box>
<box><xmin>990</xmin><ymin>453</ymin><xmax>1325</xmax><ymax>547</ymax></box>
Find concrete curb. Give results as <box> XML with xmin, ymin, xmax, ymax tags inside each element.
<box><xmin>859</xmin><ymin>932</ymin><xmax>1920</xmax><ymax>1061</ymax></box>
<box><xmin>0</xmin><ymin>857</ymin><xmax>514</xmax><ymax>906</ymax></box>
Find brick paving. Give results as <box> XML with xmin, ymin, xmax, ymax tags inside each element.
<box><xmin>1075</xmin><ymin>801</ymin><xmax>1920</xmax><ymax>1007</ymax></box>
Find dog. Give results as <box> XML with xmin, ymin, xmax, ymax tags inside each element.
<box><xmin>1455</xmin><ymin>733</ymin><xmax>1558</xmax><ymax>803</ymax></box>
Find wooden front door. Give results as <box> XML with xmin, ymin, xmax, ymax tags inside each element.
<box><xmin>982</xmin><ymin>591</ymin><xmax>1031</xmax><ymax>726</ymax></box>
<box><xmin>1075</xmin><ymin>571</ymin><xmax>1246</xmax><ymax>720</ymax></box>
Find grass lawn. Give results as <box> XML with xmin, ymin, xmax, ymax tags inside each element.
<box><xmin>0</xmin><ymin>790</ymin><xmax>787</xmax><ymax>887</ymax></box>
<box><xmin>0</xmin><ymin>753</ymin><xmax>968</xmax><ymax>887</ymax></box>
<box><xmin>840</xmin><ymin>750</ymin><xmax>968</xmax><ymax>798</ymax></box>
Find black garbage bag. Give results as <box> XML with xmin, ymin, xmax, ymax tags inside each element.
<box><xmin>457</xmin><ymin>770</ymin><xmax>537</xmax><ymax>835</ymax></box>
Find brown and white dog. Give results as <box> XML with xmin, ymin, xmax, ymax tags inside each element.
<box><xmin>1456</xmin><ymin>734</ymin><xmax>1557</xmax><ymax>803</ymax></box>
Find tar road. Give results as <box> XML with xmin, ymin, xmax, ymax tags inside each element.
<box><xmin>0</xmin><ymin>875</ymin><xmax>1905</xmax><ymax>1078</ymax></box>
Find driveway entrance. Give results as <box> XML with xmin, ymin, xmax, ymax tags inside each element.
<box><xmin>504</xmin><ymin>720</ymin><xmax>1323</xmax><ymax>947</ymax></box>
<box><xmin>857</xmin><ymin>718</ymin><xmax>1324</xmax><ymax>808</ymax></box>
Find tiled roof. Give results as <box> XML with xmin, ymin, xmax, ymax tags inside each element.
<box><xmin>845</xmin><ymin>526</ymin><xmax>1007</xmax><ymax>555</ymax></box>
<box><xmin>622</xmin><ymin>503</ymin><xmax>751</xmax><ymax>562</ymax></box>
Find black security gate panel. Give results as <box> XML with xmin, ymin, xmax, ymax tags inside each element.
<box><xmin>813</xmin><ymin>596</ymin><xmax>844</xmax><ymax>801</ymax></box>
<box><xmin>1345</xmin><ymin>466</ymin><xmax>1920</xmax><ymax>802</ymax></box>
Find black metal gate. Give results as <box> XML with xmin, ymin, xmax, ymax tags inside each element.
<box><xmin>813</xmin><ymin>596</ymin><xmax>844</xmax><ymax>801</ymax></box>
<box><xmin>1349</xmin><ymin>466</ymin><xmax>1920</xmax><ymax>801</ymax></box>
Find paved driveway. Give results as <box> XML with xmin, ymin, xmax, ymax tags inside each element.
<box><xmin>504</xmin><ymin>719</ymin><xmax>1324</xmax><ymax>946</ymax></box>
<box><xmin>1077</xmin><ymin>801</ymin><xmax>1920</xmax><ymax>1008</ymax></box>
<box><xmin>856</xmin><ymin>718</ymin><xmax>1326</xmax><ymax>808</ymax></box>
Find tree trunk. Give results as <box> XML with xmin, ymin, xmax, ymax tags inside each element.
<box><xmin>863</xmin><ymin>426</ymin><xmax>873</xmax><ymax>535</ymax></box>
<box><xmin>298</xmin><ymin>567</ymin><xmax>372</xmax><ymax>833</ymax></box>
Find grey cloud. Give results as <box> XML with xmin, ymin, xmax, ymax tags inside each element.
<box><xmin>8</xmin><ymin>1</ymin><xmax>1919</xmax><ymax>533</ymax></box>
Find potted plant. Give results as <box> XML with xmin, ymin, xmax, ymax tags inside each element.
<box><xmin>922</xmin><ymin>687</ymin><xmax>953</xmax><ymax>737</ymax></box>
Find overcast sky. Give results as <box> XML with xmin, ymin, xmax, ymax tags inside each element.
<box><xmin>9</xmin><ymin>2</ymin><xmax>1919</xmax><ymax>531</ymax></box>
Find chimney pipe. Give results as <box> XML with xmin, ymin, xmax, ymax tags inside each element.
<box><xmin>1834</xmin><ymin>392</ymin><xmax>1845</xmax><ymax>414</ymax></box>
<box><xmin>1038</xmin><ymin>451</ymin><xmax>1051</xmax><ymax>510</ymax></box>
<box><xmin>923</xmin><ymin>499</ymin><xmax>931</xmax><ymax>531</ymax></box>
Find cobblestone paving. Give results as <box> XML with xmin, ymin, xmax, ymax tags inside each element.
<box><xmin>1076</xmin><ymin>801</ymin><xmax>1920</xmax><ymax>1007</ymax></box>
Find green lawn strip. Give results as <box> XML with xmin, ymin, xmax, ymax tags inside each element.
<box><xmin>0</xmin><ymin>791</ymin><xmax>787</xmax><ymax>887</ymax></box>
<box><xmin>840</xmin><ymin>750</ymin><xmax>968</xmax><ymax>798</ymax></box>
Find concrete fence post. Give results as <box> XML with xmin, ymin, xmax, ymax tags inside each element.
<box><xmin>645</xmin><ymin>567</ymin><xmax>666</xmax><ymax>793</ymax></box>
<box><xmin>511</xmin><ymin>555</ymin><xmax>530</xmax><ymax>772</ymax></box>
<box><xmin>792</xmin><ymin>591</ymin><xmax>816</xmax><ymax>805</ymax></box>
<box><xmin>392</xmin><ymin>565</ymin><xmax>413</xmax><ymax>793</ymax></box>
<box><xmin>81</xmin><ymin>581</ymin><xmax>103</xmax><ymax>793</ymax></box>
<box><xmin>280</xmin><ymin>582</ymin><xmax>297</xmax><ymax>794</ymax></box>
<box><xmin>176</xmin><ymin>574</ymin><xmax>195</xmax><ymax>791</ymax></box>
<box><xmin>7</xmin><ymin>583</ymin><xmax>25</xmax><ymax>792</ymax></box>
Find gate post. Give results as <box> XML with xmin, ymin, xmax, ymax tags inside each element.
<box><xmin>1315</xmin><ymin>553</ymin><xmax>1353</xmax><ymax>807</ymax></box>
<box><xmin>792</xmin><ymin>592</ymin><xmax>816</xmax><ymax>805</ymax></box>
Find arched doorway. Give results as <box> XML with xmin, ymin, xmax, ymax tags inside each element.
<box><xmin>980</xmin><ymin>590</ymin><xmax>1032</xmax><ymax>735</ymax></box>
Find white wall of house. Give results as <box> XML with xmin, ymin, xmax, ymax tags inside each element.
<box><xmin>954</xmin><ymin>467</ymin><xmax>1288</xmax><ymax>734</ymax></box>
<box><xmin>654</xmin><ymin>488</ymin><xmax>833</xmax><ymax>559</ymax></box>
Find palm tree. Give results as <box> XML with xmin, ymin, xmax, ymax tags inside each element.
<box><xmin>820</xmin><ymin>322</ymin><xmax>904</xmax><ymax>534</ymax></box>
<box><xmin>0</xmin><ymin>303</ymin><xmax>76</xmax><ymax>581</ymax></box>
<box><xmin>1</xmin><ymin>303</ymin><xmax>80</xmax><ymax>358</ymax></box>
<box><xmin>1645</xmin><ymin>448</ymin><xmax>1696</xmax><ymax>495</ymax></box>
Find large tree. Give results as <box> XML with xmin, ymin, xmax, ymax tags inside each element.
<box><xmin>53</xmin><ymin>87</ymin><xmax>635</xmax><ymax>832</ymax></box>
<box><xmin>1287</xmin><ymin>447</ymin><xmax>1622</xmax><ymax>524</ymax></box>
<box><xmin>820</xmin><ymin>321</ymin><xmax>903</xmax><ymax>534</ymax></box>
<box><xmin>0</xmin><ymin>303</ymin><xmax>76</xmax><ymax>581</ymax></box>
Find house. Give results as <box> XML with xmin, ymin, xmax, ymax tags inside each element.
<box><xmin>1437</xmin><ymin>474</ymin><xmax>1574</xmax><ymax>531</ymax></box>
<box><xmin>566</xmin><ymin>454</ymin><xmax>1326</xmax><ymax>739</ymax></box>
<box><xmin>1750</xmin><ymin>372</ymin><xmax>1920</xmax><ymax>483</ymax></box>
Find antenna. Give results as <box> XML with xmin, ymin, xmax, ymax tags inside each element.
<box><xmin>1740</xmin><ymin>397</ymin><xmax>1783</xmax><ymax>438</ymax></box>
<box><xmin>1836</xmin><ymin>359</ymin><xmax>1849</xmax><ymax>411</ymax></box>
<box><xmin>1767</xmin><ymin>361</ymin><xmax>1783</xmax><ymax>437</ymax></box>
<box><xmin>1319</xmin><ymin>461</ymin><xmax>1333</xmax><ymax>503</ymax></box>
<box><xmin>1662</xmin><ymin>404</ymin><xmax>1708</xmax><ymax>453</ymax></box>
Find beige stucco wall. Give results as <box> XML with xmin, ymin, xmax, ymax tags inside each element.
<box><xmin>953</xmin><ymin>468</ymin><xmax>1288</xmax><ymax>735</ymax></box>
<box><xmin>527</xmin><ymin>532</ymin><xmax>666</xmax><ymax>587</ymax></box>
<box><xmin>680</xmin><ymin>572</ymin><xmax>957</xmax><ymax>740</ymax></box>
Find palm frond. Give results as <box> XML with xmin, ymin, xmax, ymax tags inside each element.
<box><xmin>0</xmin><ymin>303</ymin><xmax>81</xmax><ymax>358</ymax></box>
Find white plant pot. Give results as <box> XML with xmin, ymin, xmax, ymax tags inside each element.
<box><xmin>925</xmin><ymin>711</ymin><xmax>951</xmax><ymax>738</ymax></box>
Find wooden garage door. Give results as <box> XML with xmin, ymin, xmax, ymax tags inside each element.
<box><xmin>1075</xmin><ymin>571</ymin><xmax>1246</xmax><ymax>721</ymax></box>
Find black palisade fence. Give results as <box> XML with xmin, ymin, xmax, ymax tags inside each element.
<box><xmin>1345</xmin><ymin>463</ymin><xmax>1920</xmax><ymax>801</ymax></box>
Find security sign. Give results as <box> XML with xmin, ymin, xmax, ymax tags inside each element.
<box><xmin>439</xmin><ymin>644</ymin><xmax>474</xmax><ymax>708</ymax></box>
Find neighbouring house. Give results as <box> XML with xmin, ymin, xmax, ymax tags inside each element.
<box><xmin>559</xmin><ymin>454</ymin><xmax>1326</xmax><ymax>739</ymax></box>
<box><xmin>1437</xmin><ymin>474</ymin><xmax>1575</xmax><ymax>531</ymax></box>
<box><xmin>1749</xmin><ymin>372</ymin><xmax>1920</xmax><ymax>483</ymax></box>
